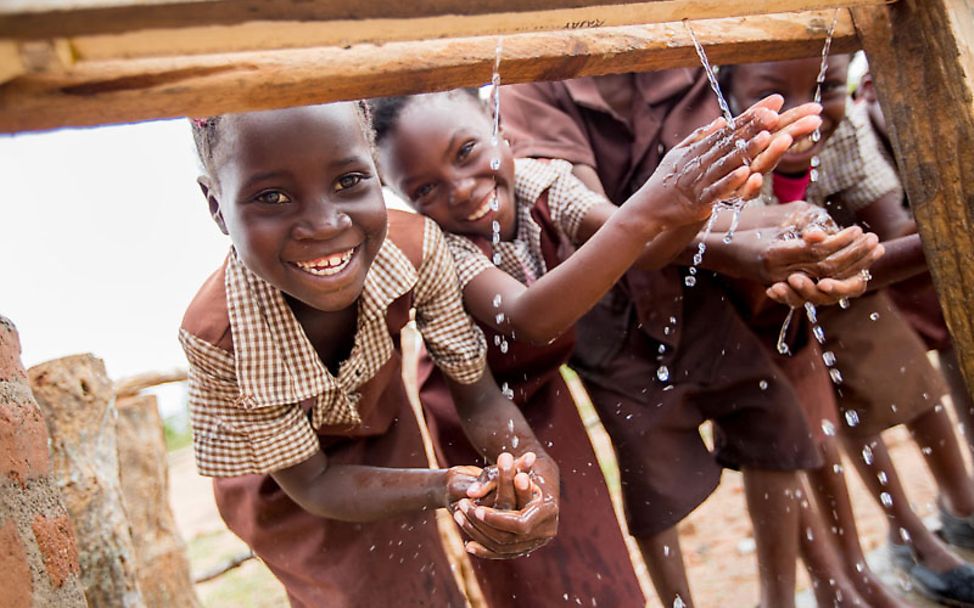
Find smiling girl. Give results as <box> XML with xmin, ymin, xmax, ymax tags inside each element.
<box><xmin>180</xmin><ymin>102</ymin><xmax>561</xmax><ymax>607</ymax></box>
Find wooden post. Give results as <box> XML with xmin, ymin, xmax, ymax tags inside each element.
<box><xmin>116</xmin><ymin>394</ymin><xmax>200</xmax><ymax>608</ymax></box>
<box><xmin>0</xmin><ymin>317</ymin><xmax>86</xmax><ymax>608</ymax></box>
<box><xmin>852</xmin><ymin>1</ymin><xmax>974</xmax><ymax>401</ymax></box>
<box><xmin>28</xmin><ymin>354</ymin><xmax>146</xmax><ymax>608</ymax></box>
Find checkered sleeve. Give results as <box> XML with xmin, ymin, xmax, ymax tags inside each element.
<box><xmin>444</xmin><ymin>233</ymin><xmax>495</xmax><ymax>290</ymax></box>
<box><xmin>413</xmin><ymin>219</ymin><xmax>487</xmax><ymax>385</ymax></box>
<box><xmin>840</xmin><ymin>107</ymin><xmax>903</xmax><ymax>212</ymax></box>
<box><xmin>179</xmin><ymin>329</ymin><xmax>319</xmax><ymax>477</ymax></box>
<box><xmin>544</xmin><ymin>161</ymin><xmax>609</xmax><ymax>244</ymax></box>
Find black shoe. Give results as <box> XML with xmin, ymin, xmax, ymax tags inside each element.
<box><xmin>889</xmin><ymin>542</ymin><xmax>974</xmax><ymax>607</ymax></box>
<box><xmin>941</xmin><ymin>503</ymin><xmax>974</xmax><ymax>550</ymax></box>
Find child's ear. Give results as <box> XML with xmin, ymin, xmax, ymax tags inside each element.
<box><xmin>198</xmin><ymin>176</ymin><xmax>229</xmax><ymax>235</ymax></box>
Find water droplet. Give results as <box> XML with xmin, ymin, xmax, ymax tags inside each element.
<box><xmin>813</xmin><ymin>326</ymin><xmax>826</xmax><ymax>344</ymax></box>
<box><xmin>921</xmin><ymin>446</ymin><xmax>933</xmax><ymax>455</ymax></box>
<box><xmin>657</xmin><ymin>365</ymin><xmax>670</xmax><ymax>382</ymax></box>
<box><xmin>869</xmin><ymin>312</ymin><xmax>880</xmax><ymax>321</ymax></box>
<box><xmin>880</xmin><ymin>492</ymin><xmax>893</xmax><ymax>508</ymax></box>
<box><xmin>838</xmin><ymin>297</ymin><xmax>851</xmax><ymax>309</ymax></box>
<box><xmin>490</xmin><ymin>157</ymin><xmax>501</xmax><ymax>171</ymax></box>
<box><xmin>512</xmin><ymin>435</ymin><xmax>519</xmax><ymax>449</ymax></box>
<box><xmin>855</xmin><ymin>562</ymin><xmax>865</xmax><ymax>573</ymax></box>
<box><xmin>684</xmin><ymin>275</ymin><xmax>696</xmax><ymax>287</ymax></box>
<box><xmin>878</xmin><ymin>471</ymin><xmax>888</xmax><ymax>485</ymax></box>
<box><xmin>900</xmin><ymin>528</ymin><xmax>911</xmax><ymax>543</ymax></box>
<box><xmin>495</xmin><ymin>313</ymin><xmax>505</xmax><ymax>324</ymax></box>
<box><xmin>829</xmin><ymin>368</ymin><xmax>844</xmax><ymax>384</ymax></box>
<box><xmin>759</xmin><ymin>380</ymin><xmax>768</xmax><ymax>390</ymax></box>
<box><xmin>844</xmin><ymin>409</ymin><xmax>859</xmax><ymax>427</ymax></box>
<box><xmin>821</xmin><ymin>420</ymin><xmax>836</xmax><ymax>436</ymax></box>
<box><xmin>862</xmin><ymin>445</ymin><xmax>874</xmax><ymax>465</ymax></box>
<box><xmin>806</xmin><ymin>527</ymin><xmax>814</xmax><ymax>541</ymax></box>
<box><xmin>663</xmin><ymin>545</ymin><xmax>671</xmax><ymax>557</ymax></box>
<box><xmin>502</xmin><ymin>384</ymin><xmax>514</xmax><ymax>400</ymax></box>
<box><xmin>492</xmin><ymin>252</ymin><xmax>502</xmax><ymax>265</ymax></box>
<box><xmin>493</xmin><ymin>335</ymin><xmax>502</xmax><ymax>346</ymax></box>
<box><xmin>833</xmin><ymin>463</ymin><xmax>844</xmax><ymax>474</ymax></box>
<box><xmin>499</xmin><ymin>339</ymin><xmax>509</xmax><ymax>354</ymax></box>
<box><xmin>822</xmin><ymin>351</ymin><xmax>837</xmax><ymax>366</ymax></box>
<box><xmin>810</xmin><ymin>156</ymin><xmax>821</xmax><ymax>168</ymax></box>
<box><xmin>492</xmin><ymin>293</ymin><xmax>502</xmax><ymax>308</ymax></box>
<box><xmin>669</xmin><ymin>316</ymin><xmax>678</xmax><ymax>325</ymax></box>
<box><xmin>804</xmin><ymin>302</ymin><xmax>818</xmax><ymax>324</ymax></box>
<box><xmin>658</xmin><ymin>344</ymin><xmax>666</xmax><ymax>354</ymax></box>
<box><xmin>673</xmin><ymin>595</ymin><xmax>687</xmax><ymax>608</ymax></box>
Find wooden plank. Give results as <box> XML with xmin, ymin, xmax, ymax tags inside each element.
<box><xmin>0</xmin><ymin>41</ymin><xmax>24</xmax><ymax>83</ymax></box>
<box><xmin>0</xmin><ymin>10</ymin><xmax>858</xmax><ymax>133</ymax></box>
<box><xmin>853</xmin><ymin>0</ymin><xmax>974</xmax><ymax>399</ymax></box>
<box><xmin>0</xmin><ymin>0</ymin><xmax>886</xmax><ymax>40</ymax></box>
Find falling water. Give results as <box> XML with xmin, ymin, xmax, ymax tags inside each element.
<box><xmin>489</xmin><ymin>36</ymin><xmax>504</xmax><ymax>264</ymax></box>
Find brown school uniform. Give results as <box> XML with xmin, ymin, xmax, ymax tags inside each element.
<box><xmin>418</xmin><ymin>158</ymin><xmax>645</xmax><ymax>606</ymax></box>
<box><xmin>179</xmin><ymin>212</ymin><xmax>486</xmax><ymax>608</ymax></box>
<box><xmin>502</xmin><ymin>72</ymin><xmax>821</xmax><ymax>537</ymax></box>
<box><xmin>758</xmin><ymin>101</ymin><xmax>948</xmax><ymax>437</ymax></box>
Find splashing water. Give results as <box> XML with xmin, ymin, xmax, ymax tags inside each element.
<box><xmin>684</xmin><ymin>20</ymin><xmax>735</xmax><ymax>128</ymax></box>
<box><xmin>880</xmin><ymin>492</ymin><xmax>893</xmax><ymax>508</ymax></box>
<box><xmin>776</xmin><ymin>308</ymin><xmax>796</xmax><ymax>355</ymax></box>
<box><xmin>862</xmin><ymin>445</ymin><xmax>874</xmax><ymax>466</ymax></box>
<box><xmin>489</xmin><ymin>37</ymin><xmax>504</xmax><ymax>267</ymax></box>
<box><xmin>685</xmin><ymin>210</ymin><xmax>721</xmax><ymax>286</ymax></box>
<box><xmin>673</xmin><ymin>595</ymin><xmax>687</xmax><ymax>608</ymax></box>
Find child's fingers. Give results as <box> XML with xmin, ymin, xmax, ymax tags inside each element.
<box><xmin>455</xmin><ymin>501</ymin><xmax>519</xmax><ymax>544</ymax></box>
<box><xmin>683</xmin><ymin>117</ymin><xmax>729</xmax><ymax>145</ymax></box>
<box><xmin>697</xmin><ymin>166</ymin><xmax>751</xmax><ymax>206</ymax></box>
<box><xmin>777</xmin><ymin>115</ymin><xmax>824</xmax><ymax>146</ymax></box>
<box><xmin>816</xmin><ymin>275</ymin><xmax>868</xmax><ymax>300</ymax></box>
<box><xmin>813</xmin><ymin>234</ymin><xmax>882</xmax><ymax>279</ymax></box>
<box><xmin>514</xmin><ymin>472</ymin><xmax>535</xmax><ymax>509</ymax></box>
<box><xmin>748</xmin><ymin>131</ymin><xmax>793</xmax><ymax>174</ymax></box>
<box><xmin>776</xmin><ymin>102</ymin><xmax>823</xmax><ymax>131</ymax></box>
<box><xmin>493</xmin><ymin>452</ymin><xmax>517</xmax><ymax>510</ymax></box>
<box><xmin>513</xmin><ymin>451</ymin><xmax>536</xmax><ymax>474</ymax></box>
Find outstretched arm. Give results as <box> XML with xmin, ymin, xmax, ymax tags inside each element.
<box><xmin>465</xmin><ymin>97</ymin><xmax>821</xmax><ymax>344</ymax></box>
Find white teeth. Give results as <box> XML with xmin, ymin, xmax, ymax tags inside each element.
<box><xmin>295</xmin><ymin>249</ymin><xmax>354</xmax><ymax>276</ymax></box>
<box><xmin>467</xmin><ymin>198</ymin><xmax>492</xmax><ymax>221</ymax></box>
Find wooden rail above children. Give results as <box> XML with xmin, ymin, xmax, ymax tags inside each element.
<box><xmin>0</xmin><ymin>3</ymin><xmax>880</xmax><ymax>133</ymax></box>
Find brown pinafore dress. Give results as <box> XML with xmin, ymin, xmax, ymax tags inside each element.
<box><xmin>211</xmin><ymin>220</ymin><xmax>468</xmax><ymax>608</ymax></box>
<box><xmin>418</xmin><ymin>194</ymin><xmax>645</xmax><ymax>607</ymax></box>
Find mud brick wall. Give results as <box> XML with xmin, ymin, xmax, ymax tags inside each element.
<box><xmin>0</xmin><ymin>316</ymin><xmax>85</xmax><ymax>608</ymax></box>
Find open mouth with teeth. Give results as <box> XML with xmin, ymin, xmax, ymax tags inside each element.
<box><xmin>292</xmin><ymin>248</ymin><xmax>356</xmax><ymax>276</ymax></box>
<box><xmin>466</xmin><ymin>193</ymin><xmax>495</xmax><ymax>222</ymax></box>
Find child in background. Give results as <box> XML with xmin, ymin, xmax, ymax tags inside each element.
<box><xmin>500</xmin><ymin>69</ymin><xmax>879</xmax><ymax>608</ymax></box>
<box><xmin>857</xmin><ymin>69</ymin><xmax>974</xmax><ymax>548</ymax></box>
<box><xmin>723</xmin><ymin>54</ymin><xmax>974</xmax><ymax>608</ymax></box>
<box><xmin>372</xmin><ymin>87</ymin><xmax>831</xmax><ymax>605</ymax></box>
<box><xmin>180</xmin><ymin>102</ymin><xmax>561</xmax><ymax>607</ymax></box>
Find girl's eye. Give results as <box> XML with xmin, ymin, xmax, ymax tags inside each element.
<box><xmin>335</xmin><ymin>172</ymin><xmax>368</xmax><ymax>191</ymax></box>
<box><xmin>255</xmin><ymin>191</ymin><xmax>291</xmax><ymax>205</ymax></box>
<box><xmin>457</xmin><ymin>141</ymin><xmax>476</xmax><ymax>161</ymax></box>
<box><xmin>412</xmin><ymin>183</ymin><xmax>435</xmax><ymax>201</ymax></box>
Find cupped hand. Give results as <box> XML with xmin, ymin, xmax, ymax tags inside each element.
<box><xmin>757</xmin><ymin>226</ymin><xmax>883</xmax><ymax>285</ymax></box>
<box><xmin>452</xmin><ymin>452</ymin><xmax>560</xmax><ymax>559</ymax></box>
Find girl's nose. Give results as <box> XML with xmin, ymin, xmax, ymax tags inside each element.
<box><xmin>292</xmin><ymin>199</ymin><xmax>352</xmax><ymax>240</ymax></box>
<box><xmin>448</xmin><ymin>177</ymin><xmax>476</xmax><ymax>207</ymax></box>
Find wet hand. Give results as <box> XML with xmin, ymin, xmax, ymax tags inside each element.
<box><xmin>452</xmin><ymin>452</ymin><xmax>560</xmax><ymax>559</ymax></box>
<box><xmin>639</xmin><ymin>95</ymin><xmax>822</xmax><ymax>230</ymax></box>
<box><xmin>758</xmin><ymin>225</ymin><xmax>883</xmax><ymax>285</ymax></box>
<box><xmin>445</xmin><ymin>465</ymin><xmax>485</xmax><ymax>511</ymax></box>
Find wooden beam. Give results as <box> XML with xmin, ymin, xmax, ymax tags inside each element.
<box><xmin>0</xmin><ymin>41</ymin><xmax>23</xmax><ymax>83</ymax></box>
<box><xmin>1</xmin><ymin>0</ymin><xmax>886</xmax><ymax>40</ymax></box>
<box><xmin>853</xmin><ymin>1</ymin><xmax>974</xmax><ymax>399</ymax></box>
<box><xmin>0</xmin><ymin>10</ymin><xmax>858</xmax><ymax>133</ymax></box>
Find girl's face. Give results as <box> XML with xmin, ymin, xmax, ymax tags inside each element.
<box><xmin>728</xmin><ymin>55</ymin><xmax>850</xmax><ymax>174</ymax></box>
<box><xmin>379</xmin><ymin>94</ymin><xmax>517</xmax><ymax>241</ymax></box>
<box><xmin>204</xmin><ymin>104</ymin><xmax>387</xmax><ymax>313</ymax></box>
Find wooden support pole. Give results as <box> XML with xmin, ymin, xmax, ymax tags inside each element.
<box><xmin>0</xmin><ymin>10</ymin><xmax>858</xmax><ymax>133</ymax></box>
<box><xmin>0</xmin><ymin>0</ymin><xmax>887</xmax><ymax>40</ymax></box>
<box><xmin>28</xmin><ymin>355</ymin><xmax>146</xmax><ymax>608</ymax></box>
<box><xmin>852</xmin><ymin>0</ymin><xmax>974</xmax><ymax>400</ymax></box>
<box><xmin>0</xmin><ymin>317</ymin><xmax>86</xmax><ymax>608</ymax></box>
<box><xmin>116</xmin><ymin>394</ymin><xmax>200</xmax><ymax>608</ymax></box>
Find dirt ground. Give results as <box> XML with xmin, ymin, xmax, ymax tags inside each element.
<box><xmin>169</xmin><ymin>356</ymin><xmax>958</xmax><ymax>607</ymax></box>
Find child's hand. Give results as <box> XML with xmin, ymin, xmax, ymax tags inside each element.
<box><xmin>634</xmin><ymin>95</ymin><xmax>822</xmax><ymax>231</ymax></box>
<box><xmin>763</xmin><ymin>227</ymin><xmax>885</xmax><ymax>307</ymax></box>
<box><xmin>451</xmin><ymin>452</ymin><xmax>560</xmax><ymax>559</ymax></box>
<box><xmin>445</xmin><ymin>465</ymin><xmax>485</xmax><ymax>511</ymax></box>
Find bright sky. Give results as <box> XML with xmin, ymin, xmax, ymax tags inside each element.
<box><xmin>0</xmin><ymin>119</ymin><xmax>228</xmax><ymax>415</ymax></box>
